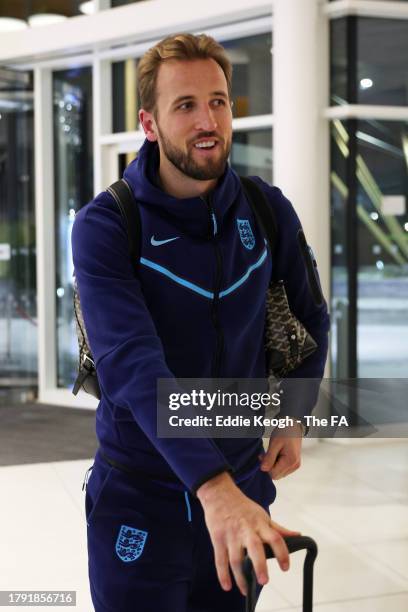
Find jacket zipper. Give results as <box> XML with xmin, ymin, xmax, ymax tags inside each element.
<box><xmin>202</xmin><ymin>194</ymin><xmax>224</xmax><ymax>378</ymax></box>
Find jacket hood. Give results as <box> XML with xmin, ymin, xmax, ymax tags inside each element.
<box><xmin>123</xmin><ymin>139</ymin><xmax>241</xmax><ymax>237</ymax></box>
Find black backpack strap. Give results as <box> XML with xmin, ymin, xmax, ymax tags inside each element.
<box><xmin>239</xmin><ymin>176</ymin><xmax>278</xmax><ymax>256</ymax></box>
<box><xmin>106</xmin><ymin>178</ymin><xmax>141</xmax><ymax>275</ymax></box>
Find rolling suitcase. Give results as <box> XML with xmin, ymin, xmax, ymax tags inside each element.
<box><xmin>243</xmin><ymin>535</ymin><xmax>318</xmax><ymax>612</ymax></box>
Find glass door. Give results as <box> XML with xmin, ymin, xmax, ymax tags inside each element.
<box><xmin>0</xmin><ymin>67</ymin><xmax>37</xmax><ymax>395</ymax></box>
<box><xmin>53</xmin><ymin>66</ymin><xmax>93</xmax><ymax>390</ymax></box>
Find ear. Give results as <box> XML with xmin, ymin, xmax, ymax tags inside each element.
<box><xmin>139</xmin><ymin>108</ymin><xmax>158</xmax><ymax>142</ymax></box>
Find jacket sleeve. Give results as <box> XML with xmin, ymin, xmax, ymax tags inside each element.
<box><xmin>252</xmin><ymin>178</ymin><xmax>330</xmax><ymax>420</ymax></box>
<box><xmin>71</xmin><ymin>192</ymin><xmax>232</xmax><ymax>493</ymax></box>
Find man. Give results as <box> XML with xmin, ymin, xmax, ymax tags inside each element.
<box><xmin>72</xmin><ymin>33</ymin><xmax>329</xmax><ymax>612</ymax></box>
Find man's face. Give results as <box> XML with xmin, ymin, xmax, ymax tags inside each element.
<box><xmin>145</xmin><ymin>58</ymin><xmax>233</xmax><ymax>181</ymax></box>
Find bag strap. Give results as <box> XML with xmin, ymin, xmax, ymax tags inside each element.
<box><xmin>239</xmin><ymin>176</ymin><xmax>278</xmax><ymax>257</ymax></box>
<box><xmin>106</xmin><ymin>177</ymin><xmax>141</xmax><ymax>275</ymax></box>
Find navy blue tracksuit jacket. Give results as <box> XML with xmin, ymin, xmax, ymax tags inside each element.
<box><xmin>72</xmin><ymin>139</ymin><xmax>329</xmax><ymax>611</ymax></box>
<box><xmin>71</xmin><ymin>138</ymin><xmax>329</xmax><ymax>494</ymax></box>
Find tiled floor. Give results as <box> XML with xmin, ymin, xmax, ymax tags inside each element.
<box><xmin>0</xmin><ymin>439</ymin><xmax>407</xmax><ymax>611</ymax></box>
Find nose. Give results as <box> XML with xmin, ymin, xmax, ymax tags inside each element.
<box><xmin>194</xmin><ymin>103</ymin><xmax>217</xmax><ymax>132</ymax></box>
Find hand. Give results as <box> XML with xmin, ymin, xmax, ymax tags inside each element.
<box><xmin>260</xmin><ymin>423</ymin><xmax>303</xmax><ymax>480</ymax></box>
<box><xmin>197</xmin><ymin>472</ymin><xmax>301</xmax><ymax>596</ymax></box>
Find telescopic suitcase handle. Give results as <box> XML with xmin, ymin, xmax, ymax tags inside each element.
<box><xmin>242</xmin><ymin>535</ymin><xmax>318</xmax><ymax>612</ymax></box>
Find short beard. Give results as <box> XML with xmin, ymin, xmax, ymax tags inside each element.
<box><xmin>156</xmin><ymin>123</ymin><xmax>231</xmax><ymax>181</ymax></box>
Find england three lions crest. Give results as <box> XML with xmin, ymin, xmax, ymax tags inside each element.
<box><xmin>115</xmin><ymin>525</ymin><xmax>148</xmax><ymax>563</ymax></box>
<box><xmin>237</xmin><ymin>219</ymin><xmax>255</xmax><ymax>250</ymax></box>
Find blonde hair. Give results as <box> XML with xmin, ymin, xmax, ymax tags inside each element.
<box><xmin>137</xmin><ymin>33</ymin><xmax>232</xmax><ymax>114</ymax></box>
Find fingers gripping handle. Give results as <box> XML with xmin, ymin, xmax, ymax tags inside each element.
<box><xmin>243</xmin><ymin>536</ymin><xmax>318</xmax><ymax>612</ymax></box>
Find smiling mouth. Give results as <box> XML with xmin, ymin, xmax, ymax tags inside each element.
<box><xmin>193</xmin><ymin>140</ymin><xmax>218</xmax><ymax>151</ymax></box>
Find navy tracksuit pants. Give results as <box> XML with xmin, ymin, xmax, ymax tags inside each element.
<box><xmin>85</xmin><ymin>450</ymin><xmax>276</xmax><ymax>612</ymax></box>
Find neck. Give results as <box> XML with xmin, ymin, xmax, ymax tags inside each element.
<box><xmin>158</xmin><ymin>155</ymin><xmax>218</xmax><ymax>199</ymax></box>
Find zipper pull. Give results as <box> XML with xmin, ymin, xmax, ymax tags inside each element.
<box><xmin>201</xmin><ymin>194</ymin><xmax>218</xmax><ymax>239</ymax></box>
<box><xmin>211</xmin><ymin>211</ymin><xmax>218</xmax><ymax>237</ymax></box>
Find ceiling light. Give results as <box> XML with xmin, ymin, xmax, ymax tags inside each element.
<box><xmin>79</xmin><ymin>1</ymin><xmax>96</xmax><ymax>15</ymax></box>
<box><xmin>28</xmin><ymin>13</ymin><xmax>67</xmax><ymax>27</ymax></box>
<box><xmin>360</xmin><ymin>78</ymin><xmax>373</xmax><ymax>90</ymax></box>
<box><xmin>0</xmin><ymin>17</ymin><xmax>28</xmax><ymax>32</ymax></box>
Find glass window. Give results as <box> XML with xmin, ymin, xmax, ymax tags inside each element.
<box><xmin>111</xmin><ymin>32</ymin><xmax>272</xmax><ymax>133</ymax></box>
<box><xmin>53</xmin><ymin>67</ymin><xmax>93</xmax><ymax>390</ymax></box>
<box><xmin>330</xmin><ymin>120</ymin><xmax>350</xmax><ymax>379</ymax></box>
<box><xmin>224</xmin><ymin>33</ymin><xmax>272</xmax><ymax>117</ymax></box>
<box><xmin>230</xmin><ymin>129</ymin><xmax>272</xmax><ymax>184</ymax></box>
<box><xmin>112</xmin><ymin>58</ymin><xmax>140</xmax><ymax>133</ymax></box>
<box><xmin>331</xmin><ymin>119</ymin><xmax>408</xmax><ymax>378</ymax></box>
<box><xmin>330</xmin><ymin>18</ymin><xmax>348</xmax><ymax>105</ymax></box>
<box><xmin>0</xmin><ymin>70</ymin><xmax>36</xmax><ymax>392</ymax></box>
<box><xmin>331</xmin><ymin>17</ymin><xmax>408</xmax><ymax>106</ymax></box>
<box><xmin>357</xmin><ymin>119</ymin><xmax>408</xmax><ymax>377</ymax></box>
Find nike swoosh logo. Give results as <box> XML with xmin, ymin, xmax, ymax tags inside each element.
<box><xmin>150</xmin><ymin>235</ymin><xmax>180</xmax><ymax>247</ymax></box>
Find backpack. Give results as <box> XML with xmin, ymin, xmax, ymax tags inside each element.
<box><xmin>72</xmin><ymin>177</ymin><xmax>317</xmax><ymax>400</ymax></box>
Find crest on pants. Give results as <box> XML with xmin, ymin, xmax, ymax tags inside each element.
<box><xmin>237</xmin><ymin>219</ymin><xmax>255</xmax><ymax>250</ymax></box>
<box><xmin>115</xmin><ymin>525</ymin><xmax>148</xmax><ymax>562</ymax></box>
